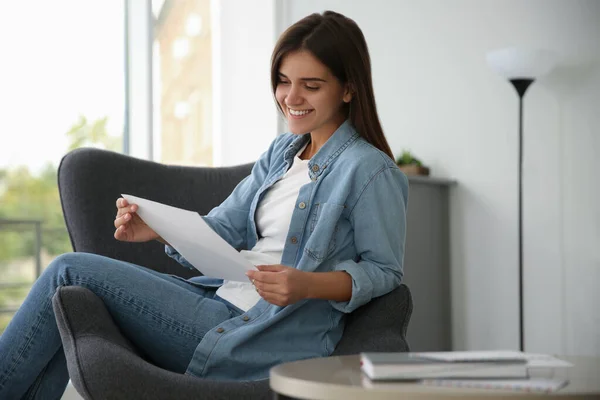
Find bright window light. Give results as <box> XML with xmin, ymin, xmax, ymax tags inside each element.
<box><xmin>172</xmin><ymin>38</ymin><xmax>189</xmax><ymax>59</ymax></box>
<box><xmin>185</xmin><ymin>14</ymin><xmax>202</xmax><ymax>36</ymax></box>
<box><xmin>174</xmin><ymin>101</ymin><xmax>190</xmax><ymax>119</ymax></box>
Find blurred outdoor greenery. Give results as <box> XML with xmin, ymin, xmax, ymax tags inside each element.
<box><xmin>0</xmin><ymin>115</ymin><xmax>120</xmax><ymax>332</ymax></box>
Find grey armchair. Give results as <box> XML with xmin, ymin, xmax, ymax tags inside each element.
<box><xmin>55</xmin><ymin>147</ymin><xmax>413</xmax><ymax>400</ymax></box>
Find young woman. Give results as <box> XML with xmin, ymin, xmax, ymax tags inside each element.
<box><xmin>0</xmin><ymin>10</ymin><xmax>408</xmax><ymax>398</ymax></box>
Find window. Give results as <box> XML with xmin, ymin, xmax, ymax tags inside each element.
<box><xmin>0</xmin><ymin>1</ymin><xmax>124</xmax><ymax>332</ymax></box>
<box><xmin>152</xmin><ymin>0</ymin><xmax>213</xmax><ymax>166</ymax></box>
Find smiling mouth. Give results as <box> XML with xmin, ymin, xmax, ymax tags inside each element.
<box><xmin>288</xmin><ymin>107</ymin><xmax>314</xmax><ymax>117</ymax></box>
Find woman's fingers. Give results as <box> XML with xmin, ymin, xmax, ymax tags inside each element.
<box><xmin>114</xmin><ymin>198</ymin><xmax>144</xmax><ymax>242</ymax></box>
<box><xmin>253</xmin><ymin>281</ymin><xmax>285</xmax><ymax>295</ymax></box>
<box><xmin>114</xmin><ymin>224</ymin><xmax>127</xmax><ymax>240</ymax></box>
<box><xmin>115</xmin><ymin>202</ymin><xmax>138</xmax><ymax>219</ymax></box>
<box><xmin>114</xmin><ymin>212</ymin><xmax>132</xmax><ymax>229</ymax></box>
<box><xmin>115</xmin><ymin>225</ymin><xmax>130</xmax><ymax>241</ymax></box>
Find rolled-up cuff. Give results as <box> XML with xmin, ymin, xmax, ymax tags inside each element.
<box><xmin>328</xmin><ymin>260</ymin><xmax>373</xmax><ymax>313</ymax></box>
<box><xmin>164</xmin><ymin>245</ymin><xmax>195</xmax><ymax>270</ymax></box>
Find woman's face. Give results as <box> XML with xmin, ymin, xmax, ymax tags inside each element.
<box><xmin>275</xmin><ymin>50</ymin><xmax>352</xmax><ymax>136</ymax></box>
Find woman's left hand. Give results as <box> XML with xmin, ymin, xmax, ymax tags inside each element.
<box><xmin>246</xmin><ymin>265</ymin><xmax>311</xmax><ymax>306</ymax></box>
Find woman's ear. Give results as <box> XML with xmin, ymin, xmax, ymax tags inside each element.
<box><xmin>343</xmin><ymin>84</ymin><xmax>354</xmax><ymax>103</ymax></box>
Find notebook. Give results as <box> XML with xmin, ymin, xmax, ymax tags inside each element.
<box><xmin>360</xmin><ymin>352</ymin><xmax>528</xmax><ymax>380</ymax></box>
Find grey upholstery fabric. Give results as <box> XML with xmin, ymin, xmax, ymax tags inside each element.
<box><xmin>332</xmin><ymin>283</ymin><xmax>412</xmax><ymax>356</ymax></box>
<box><xmin>56</xmin><ymin>148</ymin><xmax>413</xmax><ymax>400</ymax></box>
<box><xmin>52</xmin><ymin>286</ymin><xmax>271</xmax><ymax>400</ymax></box>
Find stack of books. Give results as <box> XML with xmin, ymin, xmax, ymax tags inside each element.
<box><xmin>360</xmin><ymin>351</ymin><xmax>528</xmax><ymax>381</ymax></box>
<box><xmin>359</xmin><ymin>351</ymin><xmax>572</xmax><ymax>393</ymax></box>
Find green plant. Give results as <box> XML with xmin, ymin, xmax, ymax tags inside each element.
<box><xmin>395</xmin><ymin>150</ymin><xmax>423</xmax><ymax>166</ymax></box>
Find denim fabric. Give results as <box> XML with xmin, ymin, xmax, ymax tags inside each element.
<box><xmin>166</xmin><ymin>120</ymin><xmax>409</xmax><ymax>381</ymax></box>
<box><xmin>0</xmin><ymin>252</ymin><xmax>241</xmax><ymax>399</ymax></box>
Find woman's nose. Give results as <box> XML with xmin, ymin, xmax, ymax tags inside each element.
<box><xmin>285</xmin><ymin>84</ymin><xmax>303</xmax><ymax>106</ymax></box>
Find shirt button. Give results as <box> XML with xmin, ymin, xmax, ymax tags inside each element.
<box><xmin>216</xmin><ymin>327</ymin><xmax>225</xmax><ymax>333</ymax></box>
<box><xmin>242</xmin><ymin>315</ymin><xmax>250</xmax><ymax>322</ymax></box>
<box><xmin>298</xmin><ymin>202</ymin><xmax>306</xmax><ymax>209</ymax></box>
<box><xmin>312</xmin><ymin>164</ymin><xmax>320</xmax><ymax>172</ymax></box>
<box><xmin>290</xmin><ymin>236</ymin><xmax>298</xmax><ymax>244</ymax></box>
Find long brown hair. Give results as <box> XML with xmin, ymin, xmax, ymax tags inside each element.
<box><xmin>271</xmin><ymin>11</ymin><xmax>394</xmax><ymax>159</ymax></box>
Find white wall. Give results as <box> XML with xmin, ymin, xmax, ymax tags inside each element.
<box><xmin>61</xmin><ymin>382</ymin><xmax>83</xmax><ymax>400</ymax></box>
<box><xmin>211</xmin><ymin>0</ymin><xmax>279</xmax><ymax>166</ymax></box>
<box><xmin>280</xmin><ymin>0</ymin><xmax>600</xmax><ymax>355</ymax></box>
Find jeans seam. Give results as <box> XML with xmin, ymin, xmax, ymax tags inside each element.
<box><xmin>0</xmin><ymin>299</ymin><xmax>51</xmax><ymax>390</ymax></box>
<box><xmin>75</xmin><ymin>277</ymin><xmax>204</xmax><ymax>340</ymax></box>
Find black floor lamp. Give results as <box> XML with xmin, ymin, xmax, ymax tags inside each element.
<box><xmin>486</xmin><ymin>48</ymin><xmax>557</xmax><ymax>352</ymax></box>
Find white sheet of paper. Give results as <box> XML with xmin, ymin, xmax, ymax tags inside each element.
<box><xmin>421</xmin><ymin>378</ymin><xmax>568</xmax><ymax>393</ymax></box>
<box><xmin>122</xmin><ymin>194</ymin><xmax>256</xmax><ymax>282</ymax></box>
<box><xmin>414</xmin><ymin>350</ymin><xmax>526</xmax><ymax>362</ymax></box>
<box><xmin>521</xmin><ymin>353</ymin><xmax>573</xmax><ymax>368</ymax></box>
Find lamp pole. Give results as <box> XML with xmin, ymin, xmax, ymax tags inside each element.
<box><xmin>509</xmin><ymin>78</ymin><xmax>534</xmax><ymax>352</ymax></box>
<box><xmin>487</xmin><ymin>47</ymin><xmax>557</xmax><ymax>353</ymax></box>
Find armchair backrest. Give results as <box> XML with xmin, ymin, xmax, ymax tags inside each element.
<box><xmin>58</xmin><ymin>148</ymin><xmax>253</xmax><ymax>277</ymax></box>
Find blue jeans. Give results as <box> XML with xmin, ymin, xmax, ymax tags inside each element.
<box><xmin>0</xmin><ymin>252</ymin><xmax>242</xmax><ymax>399</ymax></box>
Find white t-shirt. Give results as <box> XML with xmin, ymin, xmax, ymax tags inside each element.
<box><xmin>215</xmin><ymin>144</ymin><xmax>311</xmax><ymax>311</ymax></box>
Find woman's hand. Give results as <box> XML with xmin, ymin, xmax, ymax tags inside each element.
<box><xmin>114</xmin><ymin>197</ymin><xmax>163</xmax><ymax>243</ymax></box>
<box><xmin>246</xmin><ymin>265</ymin><xmax>311</xmax><ymax>306</ymax></box>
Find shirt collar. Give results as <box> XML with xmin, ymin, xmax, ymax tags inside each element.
<box><xmin>283</xmin><ymin>119</ymin><xmax>359</xmax><ymax>181</ymax></box>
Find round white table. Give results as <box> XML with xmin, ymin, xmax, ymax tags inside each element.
<box><xmin>270</xmin><ymin>355</ymin><xmax>600</xmax><ymax>399</ymax></box>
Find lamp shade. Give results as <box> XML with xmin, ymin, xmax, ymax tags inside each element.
<box><xmin>486</xmin><ymin>47</ymin><xmax>557</xmax><ymax>79</ymax></box>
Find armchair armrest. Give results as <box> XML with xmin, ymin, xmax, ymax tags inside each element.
<box><xmin>52</xmin><ymin>285</ymin><xmax>271</xmax><ymax>400</ymax></box>
<box><xmin>332</xmin><ymin>284</ymin><xmax>412</xmax><ymax>355</ymax></box>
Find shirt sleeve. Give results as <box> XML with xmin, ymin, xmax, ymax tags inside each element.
<box><xmin>329</xmin><ymin>166</ymin><xmax>409</xmax><ymax>313</ymax></box>
<box><xmin>164</xmin><ymin>244</ymin><xmax>195</xmax><ymax>270</ymax></box>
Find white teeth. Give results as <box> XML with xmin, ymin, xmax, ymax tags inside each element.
<box><xmin>289</xmin><ymin>108</ymin><xmax>311</xmax><ymax>116</ymax></box>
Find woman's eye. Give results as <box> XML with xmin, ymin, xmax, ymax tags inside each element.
<box><xmin>278</xmin><ymin>80</ymin><xmax>290</xmax><ymax>85</ymax></box>
<box><xmin>305</xmin><ymin>86</ymin><xmax>319</xmax><ymax>91</ymax></box>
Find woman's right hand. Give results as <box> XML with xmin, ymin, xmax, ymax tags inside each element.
<box><xmin>114</xmin><ymin>197</ymin><xmax>162</xmax><ymax>243</ymax></box>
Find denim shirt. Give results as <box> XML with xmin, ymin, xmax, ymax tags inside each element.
<box><xmin>165</xmin><ymin>120</ymin><xmax>409</xmax><ymax>381</ymax></box>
